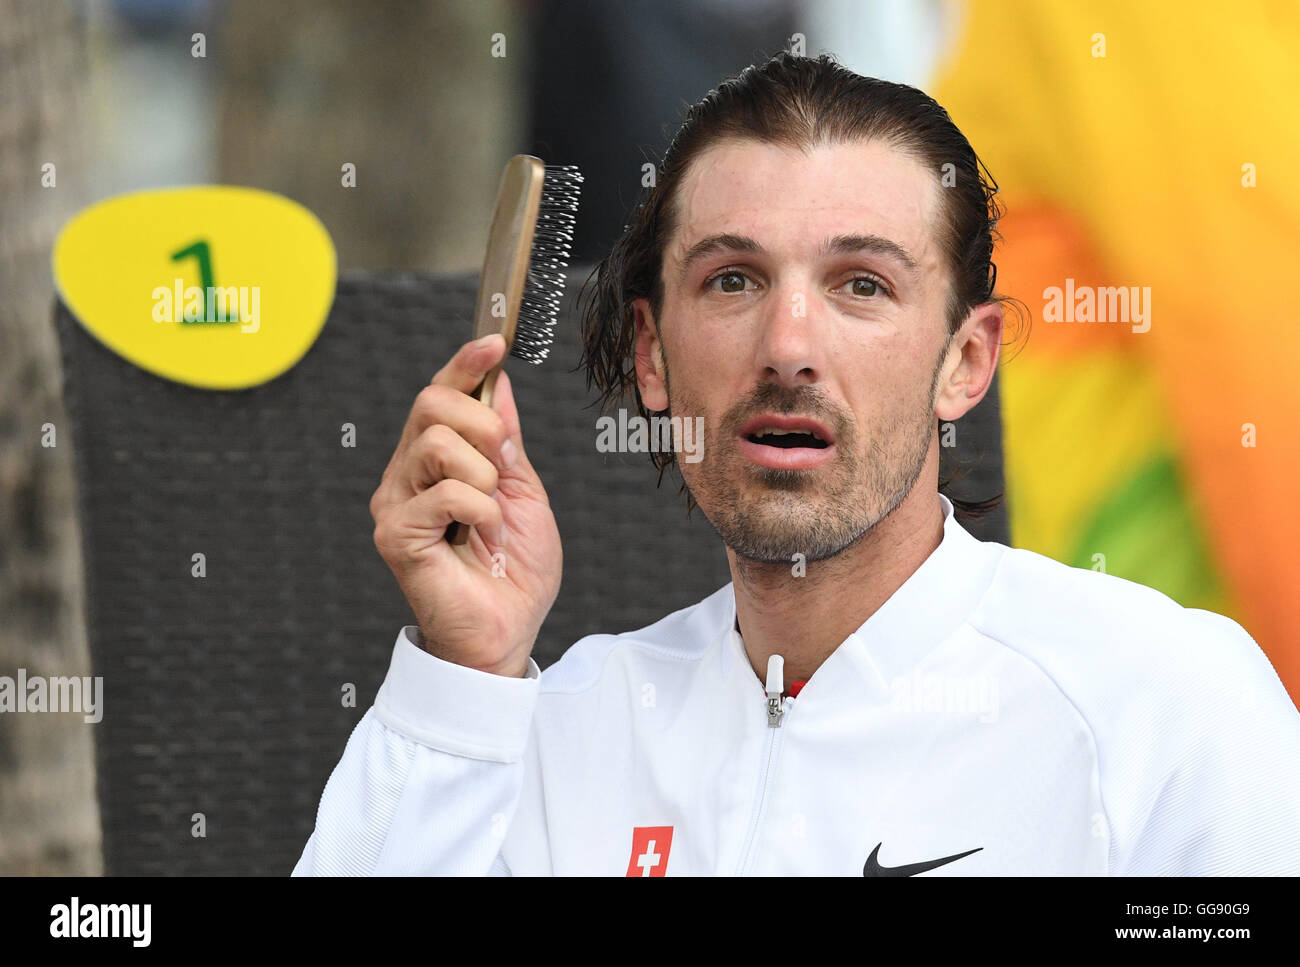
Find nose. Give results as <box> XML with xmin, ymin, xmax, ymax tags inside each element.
<box><xmin>755</xmin><ymin>277</ymin><xmax>827</xmax><ymax>387</ymax></box>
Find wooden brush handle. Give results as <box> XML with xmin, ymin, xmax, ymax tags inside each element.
<box><xmin>446</xmin><ymin>156</ymin><xmax>544</xmax><ymax>547</ymax></box>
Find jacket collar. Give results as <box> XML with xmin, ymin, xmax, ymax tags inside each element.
<box><xmin>717</xmin><ymin>493</ymin><xmax>1005</xmax><ymax>696</ymax></box>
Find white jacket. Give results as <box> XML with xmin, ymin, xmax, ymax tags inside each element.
<box><xmin>293</xmin><ymin>495</ymin><xmax>1300</xmax><ymax>875</ymax></box>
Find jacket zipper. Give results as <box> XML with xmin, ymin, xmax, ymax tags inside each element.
<box><xmin>735</xmin><ymin>655</ymin><xmax>794</xmax><ymax>875</ymax></box>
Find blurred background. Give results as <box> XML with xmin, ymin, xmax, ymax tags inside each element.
<box><xmin>2</xmin><ymin>0</ymin><xmax>1297</xmax><ymax>873</ymax></box>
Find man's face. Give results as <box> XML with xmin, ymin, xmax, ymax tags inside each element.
<box><xmin>635</xmin><ymin>137</ymin><xmax>955</xmax><ymax>564</ymax></box>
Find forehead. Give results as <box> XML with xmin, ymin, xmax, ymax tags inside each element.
<box><xmin>666</xmin><ymin>137</ymin><xmax>944</xmax><ymax>272</ymax></box>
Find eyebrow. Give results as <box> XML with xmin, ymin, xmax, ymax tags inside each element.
<box><xmin>677</xmin><ymin>232</ymin><xmax>919</xmax><ymax>283</ymax></box>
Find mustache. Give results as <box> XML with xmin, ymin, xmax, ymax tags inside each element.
<box><xmin>722</xmin><ymin>384</ymin><xmax>847</xmax><ymax>437</ymax></box>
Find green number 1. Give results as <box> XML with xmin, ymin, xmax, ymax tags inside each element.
<box><xmin>170</xmin><ymin>238</ymin><xmax>235</xmax><ymax>323</ymax></box>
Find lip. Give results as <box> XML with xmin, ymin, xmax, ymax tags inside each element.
<box><xmin>737</xmin><ymin>434</ymin><xmax>836</xmax><ymax>470</ymax></box>
<box><xmin>736</xmin><ymin>413</ymin><xmax>837</xmax><ymax>471</ymax></box>
<box><xmin>737</xmin><ymin>413</ymin><xmax>836</xmax><ymax>446</ymax></box>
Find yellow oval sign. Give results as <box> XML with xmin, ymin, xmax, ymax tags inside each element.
<box><xmin>52</xmin><ymin>185</ymin><xmax>336</xmax><ymax>390</ymax></box>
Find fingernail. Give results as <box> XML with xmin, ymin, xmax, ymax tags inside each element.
<box><xmin>499</xmin><ymin>438</ymin><xmax>518</xmax><ymax>469</ymax></box>
<box><xmin>474</xmin><ymin>333</ymin><xmax>500</xmax><ymax>349</ymax></box>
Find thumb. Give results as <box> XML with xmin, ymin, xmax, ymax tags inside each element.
<box><xmin>492</xmin><ymin>370</ymin><xmax>533</xmax><ymax>471</ymax></box>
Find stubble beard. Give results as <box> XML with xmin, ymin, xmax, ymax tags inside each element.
<box><xmin>665</xmin><ymin>348</ymin><xmax>946</xmax><ymax>566</ymax></box>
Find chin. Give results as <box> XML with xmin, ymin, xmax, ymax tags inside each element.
<box><xmin>705</xmin><ymin>493</ymin><xmax>880</xmax><ymax>566</ymax></box>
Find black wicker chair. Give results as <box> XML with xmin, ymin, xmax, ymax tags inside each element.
<box><xmin>54</xmin><ymin>268</ymin><xmax>1008</xmax><ymax>875</ymax></box>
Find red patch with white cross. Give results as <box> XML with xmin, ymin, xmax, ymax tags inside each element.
<box><xmin>626</xmin><ymin>826</ymin><xmax>674</xmax><ymax>876</ymax></box>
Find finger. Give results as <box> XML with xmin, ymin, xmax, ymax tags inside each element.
<box><xmin>432</xmin><ymin>333</ymin><xmax>507</xmax><ymax>395</ymax></box>
<box><xmin>386</xmin><ymin>333</ymin><xmax>506</xmax><ymax>470</ymax></box>
<box><xmin>380</xmin><ymin>478</ymin><xmax>505</xmax><ymax>557</ymax></box>
<box><xmin>401</xmin><ymin>423</ymin><xmax>500</xmax><ymax>497</ymax></box>
<box><xmin>420</xmin><ymin>478</ymin><xmax>505</xmax><ymax>549</ymax></box>
<box><xmin>374</xmin><ymin>336</ymin><xmax>510</xmax><ymax>523</ymax></box>
<box><xmin>395</xmin><ymin>382</ymin><xmax>514</xmax><ymax>475</ymax></box>
<box><xmin>491</xmin><ymin>369</ymin><xmax>533</xmax><ymax>472</ymax></box>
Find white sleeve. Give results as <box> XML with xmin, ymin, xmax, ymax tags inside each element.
<box><xmin>1121</xmin><ymin>610</ymin><xmax>1300</xmax><ymax>875</ymax></box>
<box><xmin>292</xmin><ymin>626</ymin><xmax>541</xmax><ymax>876</ymax></box>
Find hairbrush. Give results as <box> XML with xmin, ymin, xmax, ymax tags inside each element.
<box><xmin>446</xmin><ymin>155</ymin><xmax>583</xmax><ymax>545</ymax></box>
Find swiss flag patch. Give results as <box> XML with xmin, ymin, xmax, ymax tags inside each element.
<box><xmin>626</xmin><ymin>826</ymin><xmax>674</xmax><ymax>876</ymax></box>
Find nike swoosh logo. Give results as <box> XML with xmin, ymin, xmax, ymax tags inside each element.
<box><xmin>862</xmin><ymin>842</ymin><xmax>983</xmax><ymax>877</ymax></box>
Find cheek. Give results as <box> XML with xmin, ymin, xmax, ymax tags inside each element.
<box><xmin>666</xmin><ymin>361</ymin><xmax>729</xmax><ymax>433</ymax></box>
<box><xmin>842</xmin><ymin>349</ymin><xmax>936</xmax><ymax>434</ymax></box>
<box><xmin>662</xmin><ymin>317</ymin><xmax>744</xmax><ymax>402</ymax></box>
<box><xmin>878</xmin><ymin>323</ymin><xmax>944</xmax><ymax>394</ymax></box>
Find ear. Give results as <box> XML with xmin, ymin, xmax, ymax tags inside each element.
<box><xmin>633</xmin><ymin>297</ymin><xmax>669</xmax><ymax>411</ymax></box>
<box><xmin>934</xmin><ymin>301</ymin><xmax>1003</xmax><ymax>422</ymax></box>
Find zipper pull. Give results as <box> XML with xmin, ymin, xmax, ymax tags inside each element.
<box><xmin>765</xmin><ymin>654</ymin><xmax>785</xmax><ymax>728</ymax></box>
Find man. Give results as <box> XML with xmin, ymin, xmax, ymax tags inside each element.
<box><xmin>294</xmin><ymin>52</ymin><xmax>1300</xmax><ymax>875</ymax></box>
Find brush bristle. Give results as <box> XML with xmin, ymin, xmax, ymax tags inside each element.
<box><xmin>512</xmin><ymin>164</ymin><xmax>583</xmax><ymax>364</ymax></box>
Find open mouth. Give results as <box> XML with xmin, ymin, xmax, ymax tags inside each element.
<box><xmin>744</xmin><ymin>428</ymin><xmax>828</xmax><ymax>449</ymax></box>
<box><xmin>737</xmin><ymin>415</ymin><xmax>836</xmax><ymax>470</ymax></box>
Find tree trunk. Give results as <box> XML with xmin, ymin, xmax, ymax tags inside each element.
<box><xmin>215</xmin><ymin>0</ymin><xmax>525</xmax><ymax>272</ymax></box>
<box><xmin>0</xmin><ymin>0</ymin><xmax>102</xmax><ymax>874</ymax></box>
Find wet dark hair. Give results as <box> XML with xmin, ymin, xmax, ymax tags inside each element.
<box><xmin>576</xmin><ymin>51</ymin><xmax>1019</xmax><ymax>521</ymax></box>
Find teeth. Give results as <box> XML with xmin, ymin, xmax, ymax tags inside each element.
<box><xmin>759</xmin><ymin>428</ymin><xmax>819</xmax><ymax>438</ymax></box>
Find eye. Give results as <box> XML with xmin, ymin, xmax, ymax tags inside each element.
<box><xmin>843</xmin><ymin>275</ymin><xmax>889</xmax><ymax>298</ymax></box>
<box><xmin>705</xmin><ymin>270</ymin><xmax>756</xmax><ymax>294</ymax></box>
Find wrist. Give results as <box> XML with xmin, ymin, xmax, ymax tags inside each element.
<box><xmin>416</xmin><ymin>629</ymin><xmax>530</xmax><ymax>679</ymax></box>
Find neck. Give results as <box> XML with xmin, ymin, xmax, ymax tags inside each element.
<box><xmin>727</xmin><ymin>452</ymin><xmax>946</xmax><ymax>693</ymax></box>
